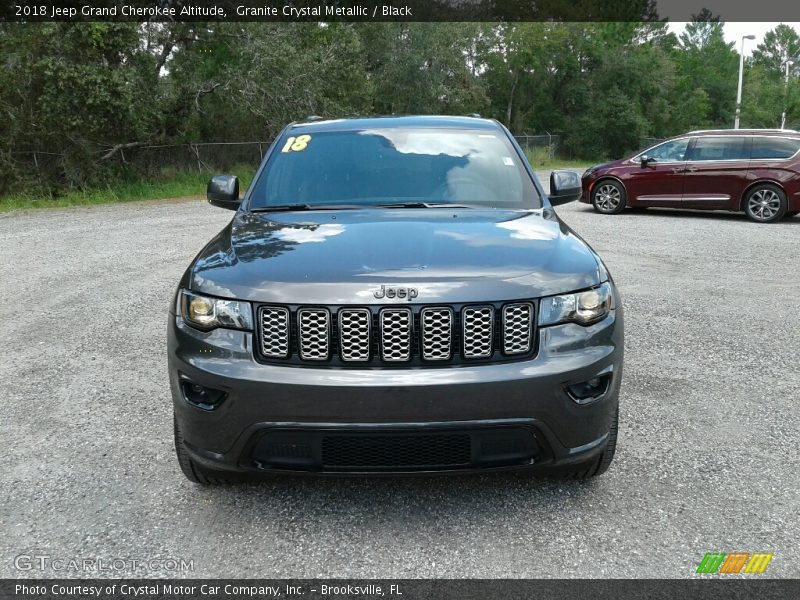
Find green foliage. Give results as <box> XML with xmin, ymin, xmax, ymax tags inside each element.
<box><xmin>0</xmin><ymin>165</ymin><xmax>256</xmax><ymax>212</ymax></box>
<box><xmin>2</xmin><ymin>19</ymin><xmax>800</xmax><ymax>202</ymax></box>
<box><xmin>674</xmin><ymin>19</ymin><xmax>738</xmax><ymax>128</ymax></box>
<box><xmin>751</xmin><ymin>24</ymin><xmax>800</xmax><ymax>75</ymax></box>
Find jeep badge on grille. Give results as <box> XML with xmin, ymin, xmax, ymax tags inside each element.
<box><xmin>373</xmin><ymin>285</ymin><xmax>418</xmax><ymax>300</ymax></box>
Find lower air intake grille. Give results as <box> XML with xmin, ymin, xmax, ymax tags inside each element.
<box><xmin>321</xmin><ymin>434</ymin><xmax>471</xmax><ymax>468</ymax></box>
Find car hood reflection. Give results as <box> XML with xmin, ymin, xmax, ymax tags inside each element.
<box><xmin>190</xmin><ymin>208</ymin><xmax>602</xmax><ymax>302</ymax></box>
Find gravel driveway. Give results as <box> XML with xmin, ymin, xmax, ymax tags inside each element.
<box><xmin>1</xmin><ymin>174</ymin><xmax>798</xmax><ymax>578</ymax></box>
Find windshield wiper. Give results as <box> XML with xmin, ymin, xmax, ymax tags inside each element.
<box><xmin>374</xmin><ymin>202</ymin><xmax>481</xmax><ymax>209</ymax></box>
<box><xmin>250</xmin><ymin>203</ymin><xmax>363</xmax><ymax>213</ymax></box>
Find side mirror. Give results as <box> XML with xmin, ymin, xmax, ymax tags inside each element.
<box><xmin>640</xmin><ymin>155</ymin><xmax>654</xmax><ymax>167</ymax></box>
<box><xmin>549</xmin><ymin>170</ymin><xmax>582</xmax><ymax>206</ymax></box>
<box><xmin>207</xmin><ymin>175</ymin><xmax>240</xmax><ymax>210</ymax></box>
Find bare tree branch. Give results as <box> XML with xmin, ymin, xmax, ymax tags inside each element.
<box><xmin>194</xmin><ymin>82</ymin><xmax>225</xmax><ymax>112</ymax></box>
<box><xmin>99</xmin><ymin>142</ymin><xmax>145</xmax><ymax>161</ymax></box>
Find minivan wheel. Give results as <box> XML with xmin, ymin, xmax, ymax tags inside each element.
<box><xmin>591</xmin><ymin>180</ymin><xmax>627</xmax><ymax>214</ymax></box>
<box><xmin>174</xmin><ymin>414</ymin><xmax>230</xmax><ymax>485</ymax></box>
<box><xmin>744</xmin><ymin>184</ymin><xmax>787</xmax><ymax>223</ymax></box>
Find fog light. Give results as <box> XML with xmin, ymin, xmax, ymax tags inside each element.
<box><xmin>180</xmin><ymin>380</ymin><xmax>227</xmax><ymax>410</ymax></box>
<box><xmin>566</xmin><ymin>373</ymin><xmax>611</xmax><ymax>404</ymax></box>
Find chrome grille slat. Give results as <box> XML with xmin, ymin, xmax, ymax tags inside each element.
<box><xmin>503</xmin><ymin>303</ymin><xmax>533</xmax><ymax>355</ymax></box>
<box><xmin>380</xmin><ymin>308</ymin><xmax>412</xmax><ymax>362</ymax></box>
<box><xmin>462</xmin><ymin>306</ymin><xmax>494</xmax><ymax>358</ymax></box>
<box><xmin>339</xmin><ymin>309</ymin><xmax>371</xmax><ymax>361</ymax></box>
<box><xmin>297</xmin><ymin>308</ymin><xmax>330</xmax><ymax>360</ymax></box>
<box><xmin>421</xmin><ymin>307</ymin><xmax>453</xmax><ymax>360</ymax></box>
<box><xmin>259</xmin><ymin>306</ymin><xmax>290</xmax><ymax>358</ymax></box>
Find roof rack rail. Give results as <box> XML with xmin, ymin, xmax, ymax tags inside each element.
<box><xmin>304</xmin><ymin>115</ymin><xmax>324</xmax><ymax>122</ymax></box>
<box><xmin>465</xmin><ymin>113</ymin><xmax>481</xmax><ymax>118</ymax></box>
<box><xmin>687</xmin><ymin>128</ymin><xmax>799</xmax><ymax>134</ymax></box>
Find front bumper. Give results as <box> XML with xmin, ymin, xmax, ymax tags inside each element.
<box><xmin>168</xmin><ymin>306</ymin><xmax>623</xmax><ymax>475</ymax></box>
<box><xmin>579</xmin><ymin>177</ymin><xmax>594</xmax><ymax>204</ymax></box>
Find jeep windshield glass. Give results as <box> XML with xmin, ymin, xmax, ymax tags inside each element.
<box><xmin>248</xmin><ymin>128</ymin><xmax>542</xmax><ymax>210</ymax></box>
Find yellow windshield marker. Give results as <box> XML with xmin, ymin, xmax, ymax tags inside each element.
<box><xmin>281</xmin><ymin>134</ymin><xmax>312</xmax><ymax>153</ymax></box>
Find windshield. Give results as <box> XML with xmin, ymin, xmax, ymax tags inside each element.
<box><xmin>248</xmin><ymin>128</ymin><xmax>541</xmax><ymax>210</ymax></box>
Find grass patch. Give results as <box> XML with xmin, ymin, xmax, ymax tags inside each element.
<box><xmin>523</xmin><ymin>147</ymin><xmax>597</xmax><ymax>171</ymax></box>
<box><xmin>0</xmin><ymin>166</ymin><xmax>257</xmax><ymax>212</ymax></box>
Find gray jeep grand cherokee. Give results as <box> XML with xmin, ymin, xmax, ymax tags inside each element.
<box><xmin>168</xmin><ymin>116</ymin><xmax>623</xmax><ymax>483</ymax></box>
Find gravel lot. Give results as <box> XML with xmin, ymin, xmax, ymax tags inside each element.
<box><xmin>1</xmin><ymin>173</ymin><xmax>798</xmax><ymax>579</ymax></box>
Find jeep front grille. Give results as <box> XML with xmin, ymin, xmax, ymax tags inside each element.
<box><xmin>297</xmin><ymin>308</ymin><xmax>330</xmax><ymax>360</ymax></box>
<box><xmin>256</xmin><ymin>301</ymin><xmax>536</xmax><ymax>366</ymax></box>
<box><xmin>339</xmin><ymin>309</ymin><xmax>371</xmax><ymax>362</ymax></box>
<box><xmin>462</xmin><ymin>306</ymin><xmax>494</xmax><ymax>358</ymax></box>
<box><xmin>502</xmin><ymin>303</ymin><xmax>533</xmax><ymax>355</ymax></box>
<box><xmin>421</xmin><ymin>307</ymin><xmax>453</xmax><ymax>360</ymax></box>
<box><xmin>259</xmin><ymin>306</ymin><xmax>290</xmax><ymax>358</ymax></box>
<box><xmin>380</xmin><ymin>308</ymin><xmax>412</xmax><ymax>362</ymax></box>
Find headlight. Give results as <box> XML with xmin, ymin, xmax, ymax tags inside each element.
<box><xmin>180</xmin><ymin>290</ymin><xmax>253</xmax><ymax>331</ymax></box>
<box><xmin>539</xmin><ymin>282</ymin><xmax>612</xmax><ymax>327</ymax></box>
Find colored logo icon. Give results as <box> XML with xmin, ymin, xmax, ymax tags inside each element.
<box><xmin>696</xmin><ymin>552</ymin><xmax>773</xmax><ymax>574</ymax></box>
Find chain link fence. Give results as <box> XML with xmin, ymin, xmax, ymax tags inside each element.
<box><xmin>7</xmin><ymin>142</ymin><xmax>269</xmax><ymax>183</ymax></box>
<box><xmin>513</xmin><ymin>134</ymin><xmax>559</xmax><ymax>161</ymax></box>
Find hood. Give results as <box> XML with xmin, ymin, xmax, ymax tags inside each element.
<box><xmin>190</xmin><ymin>209</ymin><xmax>603</xmax><ymax>304</ymax></box>
<box><xmin>587</xmin><ymin>160</ymin><xmax>620</xmax><ymax>173</ymax></box>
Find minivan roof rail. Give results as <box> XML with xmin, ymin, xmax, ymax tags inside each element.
<box><xmin>687</xmin><ymin>128</ymin><xmax>799</xmax><ymax>134</ymax></box>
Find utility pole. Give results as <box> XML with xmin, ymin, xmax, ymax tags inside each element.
<box><xmin>781</xmin><ymin>59</ymin><xmax>793</xmax><ymax>129</ymax></box>
<box><xmin>735</xmin><ymin>35</ymin><xmax>756</xmax><ymax>129</ymax></box>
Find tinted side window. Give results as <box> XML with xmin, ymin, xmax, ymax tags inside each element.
<box><xmin>645</xmin><ymin>139</ymin><xmax>689</xmax><ymax>161</ymax></box>
<box><xmin>751</xmin><ymin>137</ymin><xmax>800</xmax><ymax>159</ymax></box>
<box><xmin>688</xmin><ymin>137</ymin><xmax>749</xmax><ymax>161</ymax></box>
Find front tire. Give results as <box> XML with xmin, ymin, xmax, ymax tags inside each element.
<box><xmin>541</xmin><ymin>408</ymin><xmax>618</xmax><ymax>480</ymax></box>
<box><xmin>744</xmin><ymin>184</ymin><xmax>787</xmax><ymax>223</ymax></box>
<box><xmin>174</xmin><ymin>414</ymin><xmax>230</xmax><ymax>485</ymax></box>
<box><xmin>591</xmin><ymin>180</ymin><xmax>627</xmax><ymax>214</ymax></box>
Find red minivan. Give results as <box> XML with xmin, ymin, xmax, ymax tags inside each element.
<box><xmin>580</xmin><ymin>129</ymin><xmax>800</xmax><ymax>223</ymax></box>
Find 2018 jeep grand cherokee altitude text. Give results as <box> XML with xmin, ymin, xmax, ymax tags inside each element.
<box><xmin>168</xmin><ymin>116</ymin><xmax>623</xmax><ymax>483</ymax></box>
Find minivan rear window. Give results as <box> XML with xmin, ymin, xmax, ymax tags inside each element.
<box><xmin>751</xmin><ymin>137</ymin><xmax>800</xmax><ymax>159</ymax></box>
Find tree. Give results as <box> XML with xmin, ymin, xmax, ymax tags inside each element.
<box><xmin>751</xmin><ymin>24</ymin><xmax>800</xmax><ymax>76</ymax></box>
<box><xmin>740</xmin><ymin>25</ymin><xmax>800</xmax><ymax>128</ymax></box>
<box><xmin>359</xmin><ymin>23</ymin><xmax>488</xmax><ymax>116</ymax></box>
<box><xmin>0</xmin><ymin>23</ymin><xmax>162</xmax><ymax>190</ymax></box>
<box><xmin>673</xmin><ymin>15</ymin><xmax>738</xmax><ymax>128</ymax></box>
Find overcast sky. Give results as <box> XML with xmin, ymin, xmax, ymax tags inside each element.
<box><xmin>667</xmin><ymin>22</ymin><xmax>800</xmax><ymax>55</ymax></box>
